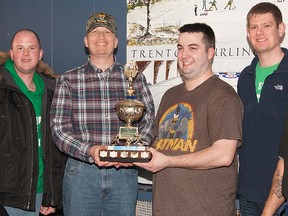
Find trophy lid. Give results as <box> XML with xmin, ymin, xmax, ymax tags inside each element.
<box><xmin>124</xmin><ymin>61</ymin><xmax>138</xmax><ymax>98</ymax></box>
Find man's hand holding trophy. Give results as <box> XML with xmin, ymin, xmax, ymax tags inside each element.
<box><xmin>99</xmin><ymin>61</ymin><xmax>152</xmax><ymax>162</ymax></box>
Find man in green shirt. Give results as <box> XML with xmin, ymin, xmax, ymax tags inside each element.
<box><xmin>0</xmin><ymin>29</ymin><xmax>66</xmax><ymax>216</ymax></box>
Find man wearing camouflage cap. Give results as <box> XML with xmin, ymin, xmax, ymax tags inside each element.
<box><xmin>50</xmin><ymin>12</ymin><xmax>155</xmax><ymax>216</ymax></box>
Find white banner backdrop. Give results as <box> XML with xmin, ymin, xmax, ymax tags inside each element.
<box><xmin>127</xmin><ymin>0</ymin><xmax>288</xmax><ymax>111</ymax></box>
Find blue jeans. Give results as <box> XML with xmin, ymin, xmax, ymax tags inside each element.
<box><xmin>238</xmin><ymin>195</ymin><xmax>265</xmax><ymax>216</ymax></box>
<box><xmin>4</xmin><ymin>193</ymin><xmax>42</xmax><ymax>216</ymax></box>
<box><xmin>63</xmin><ymin>158</ymin><xmax>138</xmax><ymax>216</ymax></box>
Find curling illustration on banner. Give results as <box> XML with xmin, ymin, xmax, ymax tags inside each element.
<box><xmin>99</xmin><ymin>61</ymin><xmax>152</xmax><ymax>162</ymax></box>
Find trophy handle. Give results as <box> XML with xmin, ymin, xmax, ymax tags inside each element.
<box><xmin>111</xmin><ymin>135</ymin><xmax>120</xmax><ymax>145</ymax></box>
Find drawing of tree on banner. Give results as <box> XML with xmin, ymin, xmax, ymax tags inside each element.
<box><xmin>127</xmin><ymin>0</ymin><xmax>178</xmax><ymax>46</ymax></box>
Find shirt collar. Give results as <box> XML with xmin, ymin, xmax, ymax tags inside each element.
<box><xmin>87</xmin><ymin>56</ymin><xmax>117</xmax><ymax>74</ymax></box>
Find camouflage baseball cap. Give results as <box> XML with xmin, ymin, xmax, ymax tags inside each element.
<box><xmin>86</xmin><ymin>12</ymin><xmax>117</xmax><ymax>35</ymax></box>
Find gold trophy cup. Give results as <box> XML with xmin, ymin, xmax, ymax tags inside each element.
<box><xmin>99</xmin><ymin>61</ymin><xmax>152</xmax><ymax>162</ymax></box>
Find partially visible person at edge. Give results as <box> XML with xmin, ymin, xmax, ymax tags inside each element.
<box><xmin>0</xmin><ymin>29</ymin><xmax>67</xmax><ymax>216</ymax></box>
<box><xmin>134</xmin><ymin>23</ymin><xmax>243</xmax><ymax>216</ymax></box>
<box><xmin>261</xmin><ymin>117</ymin><xmax>288</xmax><ymax>216</ymax></box>
<box><xmin>237</xmin><ymin>2</ymin><xmax>288</xmax><ymax>216</ymax></box>
<box><xmin>50</xmin><ymin>12</ymin><xmax>155</xmax><ymax>216</ymax></box>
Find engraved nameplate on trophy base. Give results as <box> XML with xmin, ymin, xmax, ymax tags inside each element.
<box><xmin>99</xmin><ymin>146</ymin><xmax>152</xmax><ymax>162</ymax></box>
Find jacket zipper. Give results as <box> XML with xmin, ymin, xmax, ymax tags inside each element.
<box><xmin>25</xmin><ymin>99</ymin><xmax>36</xmax><ymax>210</ymax></box>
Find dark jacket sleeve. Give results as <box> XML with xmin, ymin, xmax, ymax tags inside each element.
<box><xmin>52</xmin><ymin>144</ymin><xmax>67</xmax><ymax>209</ymax></box>
<box><xmin>279</xmin><ymin>115</ymin><xmax>288</xmax><ymax>199</ymax></box>
<box><xmin>41</xmin><ymin>77</ymin><xmax>67</xmax><ymax>209</ymax></box>
<box><xmin>0</xmin><ymin>205</ymin><xmax>8</xmax><ymax>216</ymax></box>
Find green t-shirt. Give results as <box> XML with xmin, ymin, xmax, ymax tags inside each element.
<box><xmin>5</xmin><ymin>59</ymin><xmax>45</xmax><ymax>193</ymax></box>
<box><xmin>255</xmin><ymin>62</ymin><xmax>279</xmax><ymax>102</ymax></box>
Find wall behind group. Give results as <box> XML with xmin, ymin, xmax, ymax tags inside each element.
<box><xmin>0</xmin><ymin>0</ymin><xmax>127</xmax><ymax>74</ymax></box>
<box><xmin>1</xmin><ymin>0</ymin><xmax>288</xmax><ymax>111</ymax></box>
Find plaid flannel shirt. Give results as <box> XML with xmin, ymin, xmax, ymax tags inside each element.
<box><xmin>50</xmin><ymin>60</ymin><xmax>155</xmax><ymax>162</ymax></box>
